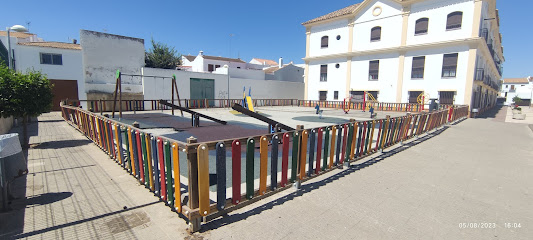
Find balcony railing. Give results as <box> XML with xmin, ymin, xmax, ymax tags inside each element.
<box><xmin>480</xmin><ymin>28</ymin><xmax>489</xmax><ymax>43</ymax></box>
<box><xmin>475</xmin><ymin>68</ymin><xmax>484</xmax><ymax>81</ymax></box>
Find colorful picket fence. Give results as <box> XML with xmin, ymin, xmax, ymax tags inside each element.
<box><xmin>60</xmin><ymin>105</ymin><xmax>188</xmax><ymax>214</ymax></box>
<box><xmin>60</xmin><ymin>102</ymin><xmax>469</xmax><ymax>232</ymax></box>
<box><xmin>66</xmin><ymin>99</ymin><xmax>298</xmax><ymax>112</ymax></box>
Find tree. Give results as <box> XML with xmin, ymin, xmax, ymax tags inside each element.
<box><xmin>512</xmin><ymin>96</ymin><xmax>521</xmax><ymax>104</ymax></box>
<box><xmin>145</xmin><ymin>38</ymin><xmax>181</xmax><ymax>69</ymax></box>
<box><xmin>0</xmin><ymin>64</ymin><xmax>53</xmax><ymax>147</ymax></box>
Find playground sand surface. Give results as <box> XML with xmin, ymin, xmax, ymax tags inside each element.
<box><xmin>111</xmin><ymin>106</ymin><xmax>408</xmax><ymax>143</ymax></box>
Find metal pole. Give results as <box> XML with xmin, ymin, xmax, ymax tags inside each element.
<box><xmin>6</xmin><ymin>28</ymin><xmax>12</xmax><ymax>70</ymax></box>
<box><xmin>227</xmin><ymin>64</ymin><xmax>230</xmax><ymax>108</ymax></box>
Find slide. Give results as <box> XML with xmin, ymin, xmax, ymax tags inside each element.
<box><xmin>245</xmin><ymin>96</ymin><xmax>255</xmax><ymax>112</ymax></box>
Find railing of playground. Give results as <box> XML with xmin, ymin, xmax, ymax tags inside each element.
<box><xmin>64</xmin><ymin>99</ymin><xmax>299</xmax><ymax>112</ymax></box>
<box><xmin>64</xmin><ymin>98</ymin><xmax>454</xmax><ymax>113</ymax></box>
<box><xmin>60</xmin><ymin>102</ymin><xmax>469</xmax><ymax>232</ymax></box>
<box><xmin>298</xmin><ymin>100</ymin><xmax>454</xmax><ymax>112</ymax></box>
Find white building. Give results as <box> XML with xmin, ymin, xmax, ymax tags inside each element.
<box><xmin>250</xmin><ymin>58</ymin><xmax>278</xmax><ymax>68</ymax></box>
<box><xmin>0</xmin><ymin>31</ymin><xmax>85</xmax><ymax>110</ymax></box>
<box><xmin>303</xmin><ymin>0</ymin><xmax>503</xmax><ymax>112</ymax></box>
<box><xmin>182</xmin><ymin>51</ymin><xmax>259</xmax><ymax>72</ymax></box>
<box><xmin>501</xmin><ymin>77</ymin><xmax>533</xmax><ymax>106</ymax></box>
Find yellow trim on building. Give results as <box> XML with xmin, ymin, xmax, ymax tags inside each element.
<box><xmin>463</xmin><ymin>48</ymin><xmax>478</xmax><ymax>105</ymax></box>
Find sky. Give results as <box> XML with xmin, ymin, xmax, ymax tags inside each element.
<box><xmin>1</xmin><ymin>0</ymin><xmax>530</xmax><ymax>78</ymax></box>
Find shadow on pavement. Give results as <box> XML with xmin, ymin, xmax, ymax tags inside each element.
<box><xmin>8</xmin><ymin>201</ymin><xmax>160</xmax><ymax>239</ymax></box>
<box><xmin>31</xmin><ymin>139</ymin><xmax>91</xmax><ymax>149</ymax></box>
<box><xmin>473</xmin><ymin>105</ymin><xmax>506</xmax><ymax>120</ymax></box>
<box><xmin>200</xmin><ymin>126</ymin><xmax>449</xmax><ymax>231</ymax></box>
<box><xmin>24</xmin><ymin>192</ymin><xmax>73</xmax><ymax>207</ymax></box>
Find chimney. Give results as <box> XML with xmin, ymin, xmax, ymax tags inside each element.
<box><xmin>72</xmin><ymin>39</ymin><xmax>77</xmax><ymax>44</ymax></box>
<box><xmin>279</xmin><ymin>57</ymin><xmax>283</xmax><ymax>68</ymax></box>
<box><xmin>199</xmin><ymin>50</ymin><xmax>204</xmax><ymax>56</ymax></box>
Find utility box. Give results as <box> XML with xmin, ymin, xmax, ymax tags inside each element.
<box><xmin>0</xmin><ymin>133</ymin><xmax>27</xmax><ymax>181</ymax></box>
<box><xmin>1</xmin><ymin>133</ymin><xmax>27</xmax><ymax>210</ymax></box>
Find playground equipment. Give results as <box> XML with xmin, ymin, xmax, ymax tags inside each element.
<box><xmin>315</xmin><ymin>104</ymin><xmax>324</xmax><ymax>119</ymax></box>
<box><xmin>417</xmin><ymin>92</ymin><xmax>430</xmax><ymax>111</ymax></box>
<box><xmin>343</xmin><ymin>91</ymin><xmax>378</xmax><ymax>113</ymax></box>
<box><xmin>241</xmin><ymin>87</ymin><xmax>255</xmax><ymax>112</ymax></box>
<box><xmin>159</xmin><ymin>100</ymin><xmax>227</xmax><ymax>126</ymax></box>
<box><xmin>232</xmin><ymin>103</ymin><xmax>294</xmax><ymax>131</ymax></box>
<box><xmin>112</xmin><ymin>70</ymin><xmax>183</xmax><ymax>118</ymax></box>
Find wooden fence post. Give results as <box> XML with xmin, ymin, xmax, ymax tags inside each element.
<box><xmin>294</xmin><ymin>125</ymin><xmax>304</xmax><ymax>189</ymax></box>
<box><xmin>186</xmin><ymin>137</ymin><xmax>201</xmax><ymax>233</ymax></box>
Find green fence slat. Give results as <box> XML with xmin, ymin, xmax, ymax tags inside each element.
<box><xmin>346</xmin><ymin>123</ymin><xmax>354</xmax><ymax>162</ymax></box>
<box><xmin>291</xmin><ymin>132</ymin><xmax>299</xmax><ymax>183</ymax></box>
<box><xmin>141</xmin><ymin>133</ymin><xmax>150</xmax><ymax>187</ymax></box>
<box><xmin>164</xmin><ymin>141</ymin><xmax>174</xmax><ymax>207</ymax></box>
<box><xmin>322</xmin><ymin>127</ymin><xmax>329</xmax><ymax>171</ymax></box>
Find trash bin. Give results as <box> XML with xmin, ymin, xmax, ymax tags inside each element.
<box><xmin>428</xmin><ymin>99</ymin><xmax>439</xmax><ymax>112</ymax></box>
<box><xmin>1</xmin><ymin>133</ymin><xmax>27</xmax><ymax>211</ymax></box>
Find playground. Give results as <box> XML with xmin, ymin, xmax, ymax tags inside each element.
<box><xmin>110</xmin><ymin>105</ymin><xmax>409</xmax><ymax>143</ymax></box>
<box><xmin>56</xmin><ymin>70</ymin><xmax>468</xmax><ymax>232</ymax></box>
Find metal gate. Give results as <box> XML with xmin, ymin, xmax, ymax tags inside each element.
<box><xmin>190</xmin><ymin>78</ymin><xmax>215</xmax><ymax>107</ymax></box>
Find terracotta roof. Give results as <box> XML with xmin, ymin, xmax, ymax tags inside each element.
<box><xmin>183</xmin><ymin>55</ymin><xmax>196</xmax><ymax>62</ymax></box>
<box><xmin>17</xmin><ymin>41</ymin><xmax>81</xmax><ymax>50</ymax></box>
<box><xmin>202</xmin><ymin>55</ymin><xmax>245</xmax><ymax>63</ymax></box>
<box><xmin>252</xmin><ymin>58</ymin><xmax>277</xmax><ymax>66</ymax></box>
<box><xmin>0</xmin><ymin>31</ymin><xmax>36</xmax><ymax>38</ymax></box>
<box><xmin>302</xmin><ymin>3</ymin><xmax>362</xmax><ymax>25</ymax></box>
<box><xmin>264</xmin><ymin>65</ymin><xmax>285</xmax><ymax>74</ymax></box>
<box><xmin>503</xmin><ymin>78</ymin><xmax>530</xmax><ymax>84</ymax></box>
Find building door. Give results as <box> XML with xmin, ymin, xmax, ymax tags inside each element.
<box><xmin>190</xmin><ymin>78</ymin><xmax>215</xmax><ymax>107</ymax></box>
<box><xmin>408</xmin><ymin>91</ymin><xmax>423</xmax><ymax>104</ymax></box>
<box><xmin>439</xmin><ymin>91</ymin><xmax>455</xmax><ymax>105</ymax></box>
<box><xmin>319</xmin><ymin>91</ymin><xmax>327</xmax><ymax>101</ymax></box>
<box><xmin>49</xmin><ymin>79</ymin><xmax>79</xmax><ymax>111</ymax></box>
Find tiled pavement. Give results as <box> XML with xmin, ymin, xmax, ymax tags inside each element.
<box><xmin>0</xmin><ymin>113</ymin><xmax>189</xmax><ymax>239</ymax></box>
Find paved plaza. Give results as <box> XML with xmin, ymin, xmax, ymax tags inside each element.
<box><xmin>0</xmin><ymin>106</ymin><xmax>531</xmax><ymax>239</ymax></box>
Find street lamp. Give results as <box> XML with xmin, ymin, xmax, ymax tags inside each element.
<box><xmin>6</xmin><ymin>25</ymin><xmax>28</xmax><ymax>70</ymax></box>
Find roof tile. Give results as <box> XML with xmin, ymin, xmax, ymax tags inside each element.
<box><xmin>17</xmin><ymin>41</ymin><xmax>81</xmax><ymax>50</ymax></box>
<box><xmin>503</xmin><ymin>78</ymin><xmax>530</xmax><ymax>84</ymax></box>
<box><xmin>0</xmin><ymin>31</ymin><xmax>36</xmax><ymax>38</ymax></box>
<box><xmin>302</xmin><ymin>3</ymin><xmax>361</xmax><ymax>25</ymax></box>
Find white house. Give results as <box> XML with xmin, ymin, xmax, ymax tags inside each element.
<box><xmin>182</xmin><ymin>51</ymin><xmax>254</xmax><ymax>72</ymax></box>
<box><xmin>0</xmin><ymin>31</ymin><xmax>85</xmax><ymax>110</ymax></box>
<box><xmin>501</xmin><ymin>77</ymin><xmax>533</xmax><ymax>106</ymax></box>
<box><xmin>303</xmin><ymin>0</ymin><xmax>503</xmax><ymax>113</ymax></box>
<box><xmin>264</xmin><ymin>62</ymin><xmax>305</xmax><ymax>82</ymax></box>
<box><xmin>250</xmin><ymin>58</ymin><xmax>278</xmax><ymax>68</ymax></box>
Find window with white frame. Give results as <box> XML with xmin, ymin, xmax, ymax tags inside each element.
<box><xmin>40</xmin><ymin>53</ymin><xmax>62</xmax><ymax>65</ymax></box>
<box><xmin>446</xmin><ymin>12</ymin><xmax>463</xmax><ymax>30</ymax></box>
<box><xmin>320</xmin><ymin>65</ymin><xmax>328</xmax><ymax>82</ymax></box>
<box><xmin>441</xmin><ymin>53</ymin><xmax>458</xmax><ymax>78</ymax></box>
<box><xmin>369</xmin><ymin>60</ymin><xmax>379</xmax><ymax>80</ymax></box>
<box><xmin>411</xmin><ymin>56</ymin><xmax>425</xmax><ymax>79</ymax></box>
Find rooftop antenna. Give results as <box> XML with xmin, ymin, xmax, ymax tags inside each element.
<box><xmin>25</xmin><ymin>21</ymin><xmax>31</xmax><ymax>32</ymax></box>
